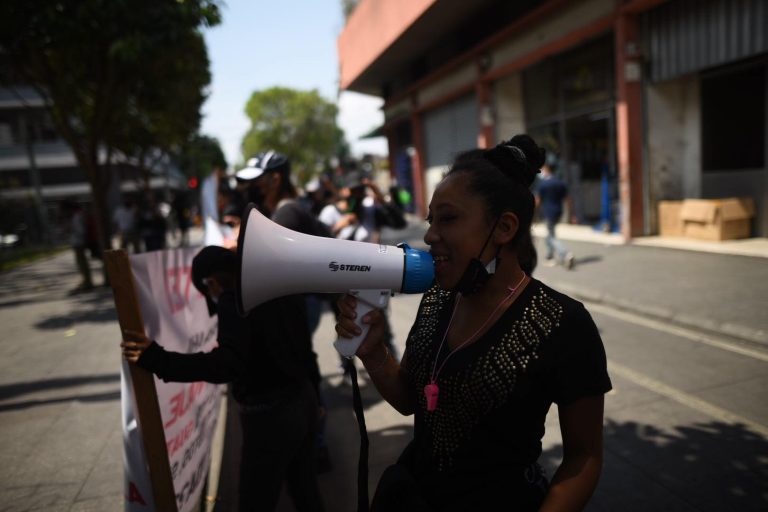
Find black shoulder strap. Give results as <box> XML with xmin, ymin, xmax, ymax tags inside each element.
<box><xmin>349</xmin><ymin>361</ymin><xmax>370</xmax><ymax>512</ymax></box>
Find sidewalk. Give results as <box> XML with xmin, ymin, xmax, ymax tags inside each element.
<box><xmin>530</xmin><ymin>223</ymin><xmax>768</xmax><ymax>345</ymax></box>
<box><xmin>532</xmin><ymin>222</ymin><xmax>768</xmax><ymax>259</ymax></box>
<box><xmin>0</xmin><ymin>251</ymin><xmax>124</xmax><ymax>511</ymax></box>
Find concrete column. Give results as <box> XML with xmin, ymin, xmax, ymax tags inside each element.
<box><xmin>614</xmin><ymin>12</ymin><xmax>646</xmax><ymax>239</ymax></box>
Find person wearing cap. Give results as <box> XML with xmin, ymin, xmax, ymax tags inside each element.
<box><xmin>121</xmin><ymin>246</ymin><xmax>325</xmax><ymax>512</ymax></box>
<box><xmin>233</xmin><ymin>151</ymin><xmax>331</xmax><ymax>339</ymax></box>
<box><xmin>235</xmin><ymin>150</ymin><xmax>335</xmax><ymax>472</ymax></box>
<box><xmin>235</xmin><ymin>151</ymin><xmax>331</xmax><ymax>238</ymax></box>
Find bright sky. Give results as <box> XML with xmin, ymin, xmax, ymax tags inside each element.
<box><xmin>201</xmin><ymin>0</ymin><xmax>387</xmax><ymax>169</ymax></box>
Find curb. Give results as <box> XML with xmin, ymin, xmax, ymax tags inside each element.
<box><xmin>548</xmin><ymin>280</ymin><xmax>768</xmax><ymax>347</ymax></box>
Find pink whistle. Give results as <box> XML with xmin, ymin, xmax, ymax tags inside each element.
<box><xmin>424</xmin><ymin>382</ymin><xmax>439</xmax><ymax>412</ymax></box>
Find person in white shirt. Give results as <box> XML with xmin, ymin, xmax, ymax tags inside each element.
<box><xmin>318</xmin><ymin>171</ymin><xmax>383</xmax><ymax>243</ymax></box>
<box><xmin>112</xmin><ymin>198</ymin><xmax>139</xmax><ymax>253</ymax></box>
<box><xmin>318</xmin><ymin>171</ymin><xmax>399</xmax><ymax>377</ymax></box>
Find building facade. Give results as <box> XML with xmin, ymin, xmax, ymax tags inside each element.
<box><xmin>337</xmin><ymin>0</ymin><xmax>768</xmax><ymax>239</ymax></box>
<box><xmin>0</xmin><ymin>86</ymin><xmax>186</xmax><ymax>244</ymax></box>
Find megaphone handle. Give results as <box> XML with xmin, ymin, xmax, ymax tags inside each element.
<box><xmin>333</xmin><ymin>289</ymin><xmax>391</xmax><ymax>358</ymax></box>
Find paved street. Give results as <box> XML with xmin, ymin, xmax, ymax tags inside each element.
<box><xmin>0</xmin><ymin>226</ymin><xmax>766</xmax><ymax>511</ymax></box>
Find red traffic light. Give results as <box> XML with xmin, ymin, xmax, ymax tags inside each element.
<box><xmin>187</xmin><ymin>176</ymin><xmax>199</xmax><ymax>189</ymax></box>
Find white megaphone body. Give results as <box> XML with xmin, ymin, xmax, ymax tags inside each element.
<box><xmin>236</xmin><ymin>204</ymin><xmax>434</xmax><ymax>357</ymax></box>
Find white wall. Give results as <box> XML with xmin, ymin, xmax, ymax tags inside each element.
<box><xmin>646</xmin><ymin>75</ymin><xmax>702</xmax><ymax>231</ymax></box>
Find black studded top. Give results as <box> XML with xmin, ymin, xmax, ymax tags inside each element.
<box><xmin>401</xmin><ymin>278</ymin><xmax>612</xmax><ymax>478</ymax></box>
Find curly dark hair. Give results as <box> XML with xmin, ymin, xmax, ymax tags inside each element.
<box><xmin>448</xmin><ymin>134</ymin><xmax>544</xmax><ymax>240</ymax></box>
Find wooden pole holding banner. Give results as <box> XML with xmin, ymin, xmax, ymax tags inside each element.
<box><xmin>105</xmin><ymin>249</ymin><xmax>178</xmax><ymax>512</ymax></box>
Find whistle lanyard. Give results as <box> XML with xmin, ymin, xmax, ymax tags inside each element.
<box><xmin>425</xmin><ymin>273</ymin><xmax>528</xmax><ymax>412</ymax></box>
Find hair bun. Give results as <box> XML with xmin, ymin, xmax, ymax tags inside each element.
<box><xmin>484</xmin><ymin>135</ymin><xmax>545</xmax><ymax>187</ymax></box>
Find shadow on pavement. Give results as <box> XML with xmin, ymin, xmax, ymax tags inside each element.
<box><xmin>539</xmin><ymin>419</ymin><xmax>768</xmax><ymax>511</ymax></box>
<box><xmin>34</xmin><ymin>293</ymin><xmax>118</xmax><ymax>330</ymax></box>
<box><xmin>34</xmin><ymin>305</ymin><xmax>117</xmax><ymax>329</ymax></box>
<box><xmin>0</xmin><ymin>389</ymin><xmax>120</xmax><ymax>413</ymax></box>
<box><xmin>0</xmin><ymin>373</ymin><xmax>120</xmax><ymax>400</ymax></box>
<box><xmin>574</xmin><ymin>255</ymin><xmax>603</xmax><ymax>266</ymax></box>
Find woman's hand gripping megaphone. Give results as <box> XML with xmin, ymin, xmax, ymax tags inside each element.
<box><xmin>334</xmin><ymin>291</ymin><xmax>389</xmax><ymax>359</ymax></box>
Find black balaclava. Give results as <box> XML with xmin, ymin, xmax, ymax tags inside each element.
<box><xmin>192</xmin><ymin>246</ymin><xmax>238</xmax><ymax>315</ymax></box>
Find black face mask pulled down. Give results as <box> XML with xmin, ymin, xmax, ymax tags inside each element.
<box><xmin>454</xmin><ymin>216</ymin><xmax>501</xmax><ymax>296</ymax></box>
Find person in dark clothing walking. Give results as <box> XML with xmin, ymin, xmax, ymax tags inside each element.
<box><xmin>172</xmin><ymin>192</ymin><xmax>192</xmax><ymax>247</ymax></box>
<box><xmin>534</xmin><ymin>161</ymin><xmax>575</xmax><ymax>269</ymax></box>
<box><xmin>121</xmin><ymin>246</ymin><xmax>324</xmax><ymax>512</ymax></box>
<box><xmin>137</xmin><ymin>197</ymin><xmax>167</xmax><ymax>252</ymax></box>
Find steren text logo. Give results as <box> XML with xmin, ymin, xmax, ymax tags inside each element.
<box><xmin>329</xmin><ymin>261</ymin><xmax>372</xmax><ymax>272</ymax></box>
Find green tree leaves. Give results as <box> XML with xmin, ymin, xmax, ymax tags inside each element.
<box><xmin>242</xmin><ymin>87</ymin><xmax>345</xmax><ymax>184</ymax></box>
<box><xmin>178</xmin><ymin>135</ymin><xmax>227</xmax><ymax>179</ymax></box>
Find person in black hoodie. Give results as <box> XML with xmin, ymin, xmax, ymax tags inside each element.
<box><xmin>121</xmin><ymin>245</ymin><xmax>324</xmax><ymax>512</ymax></box>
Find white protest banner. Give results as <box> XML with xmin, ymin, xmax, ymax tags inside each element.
<box><xmin>120</xmin><ymin>248</ymin><xmax>222</xmax><ymax>512</ymax></box>
<box><xmin>121</xmin><ymin>358</ymin><xmax>156</xmax><ymax>509</ymax></box>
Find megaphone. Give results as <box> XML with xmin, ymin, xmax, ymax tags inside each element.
<box><xmin>236</xmin><ymin>204</ymin><xmax>434</xmax><ymax>357</ymax></box>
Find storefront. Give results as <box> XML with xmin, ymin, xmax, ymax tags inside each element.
<box><xmin>522</xmin><ymin>34</ymin><xmax>618</xmax><ymax>230</ymax></box>
<box><xmin>338</xmin><ymin>0</ymin><xmax>767</xmax><ymax>238</ymax></box>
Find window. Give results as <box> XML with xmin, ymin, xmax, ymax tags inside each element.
<box><xmin>701</xmin><ymin>62</ymin><xmax>766</xmax><ymax>171</ymax></box>
<box><xmin>0</xmin><ymin>110</ymin><xmax>20</xmax><ymax>145</ymax></box>
<box><xmin>0</xmin><ymin>123</ymin><xmax>12</xmax><ymax>146</ymax></box>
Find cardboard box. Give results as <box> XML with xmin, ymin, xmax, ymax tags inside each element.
<box><xmin>658</xmin><ymin>200</ymin><xmax>684</xmax><ymax>237</ymax></box>
<box><xmin>679</xmin><ymin>198</ymin><xmax>755</xmax><ymax>241</ymax></box>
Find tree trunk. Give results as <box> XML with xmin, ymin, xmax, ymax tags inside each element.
<box><xmin>80</xmin><ymin>151</ymin><xmax>112</xmax><ymax>286</ymax></box>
